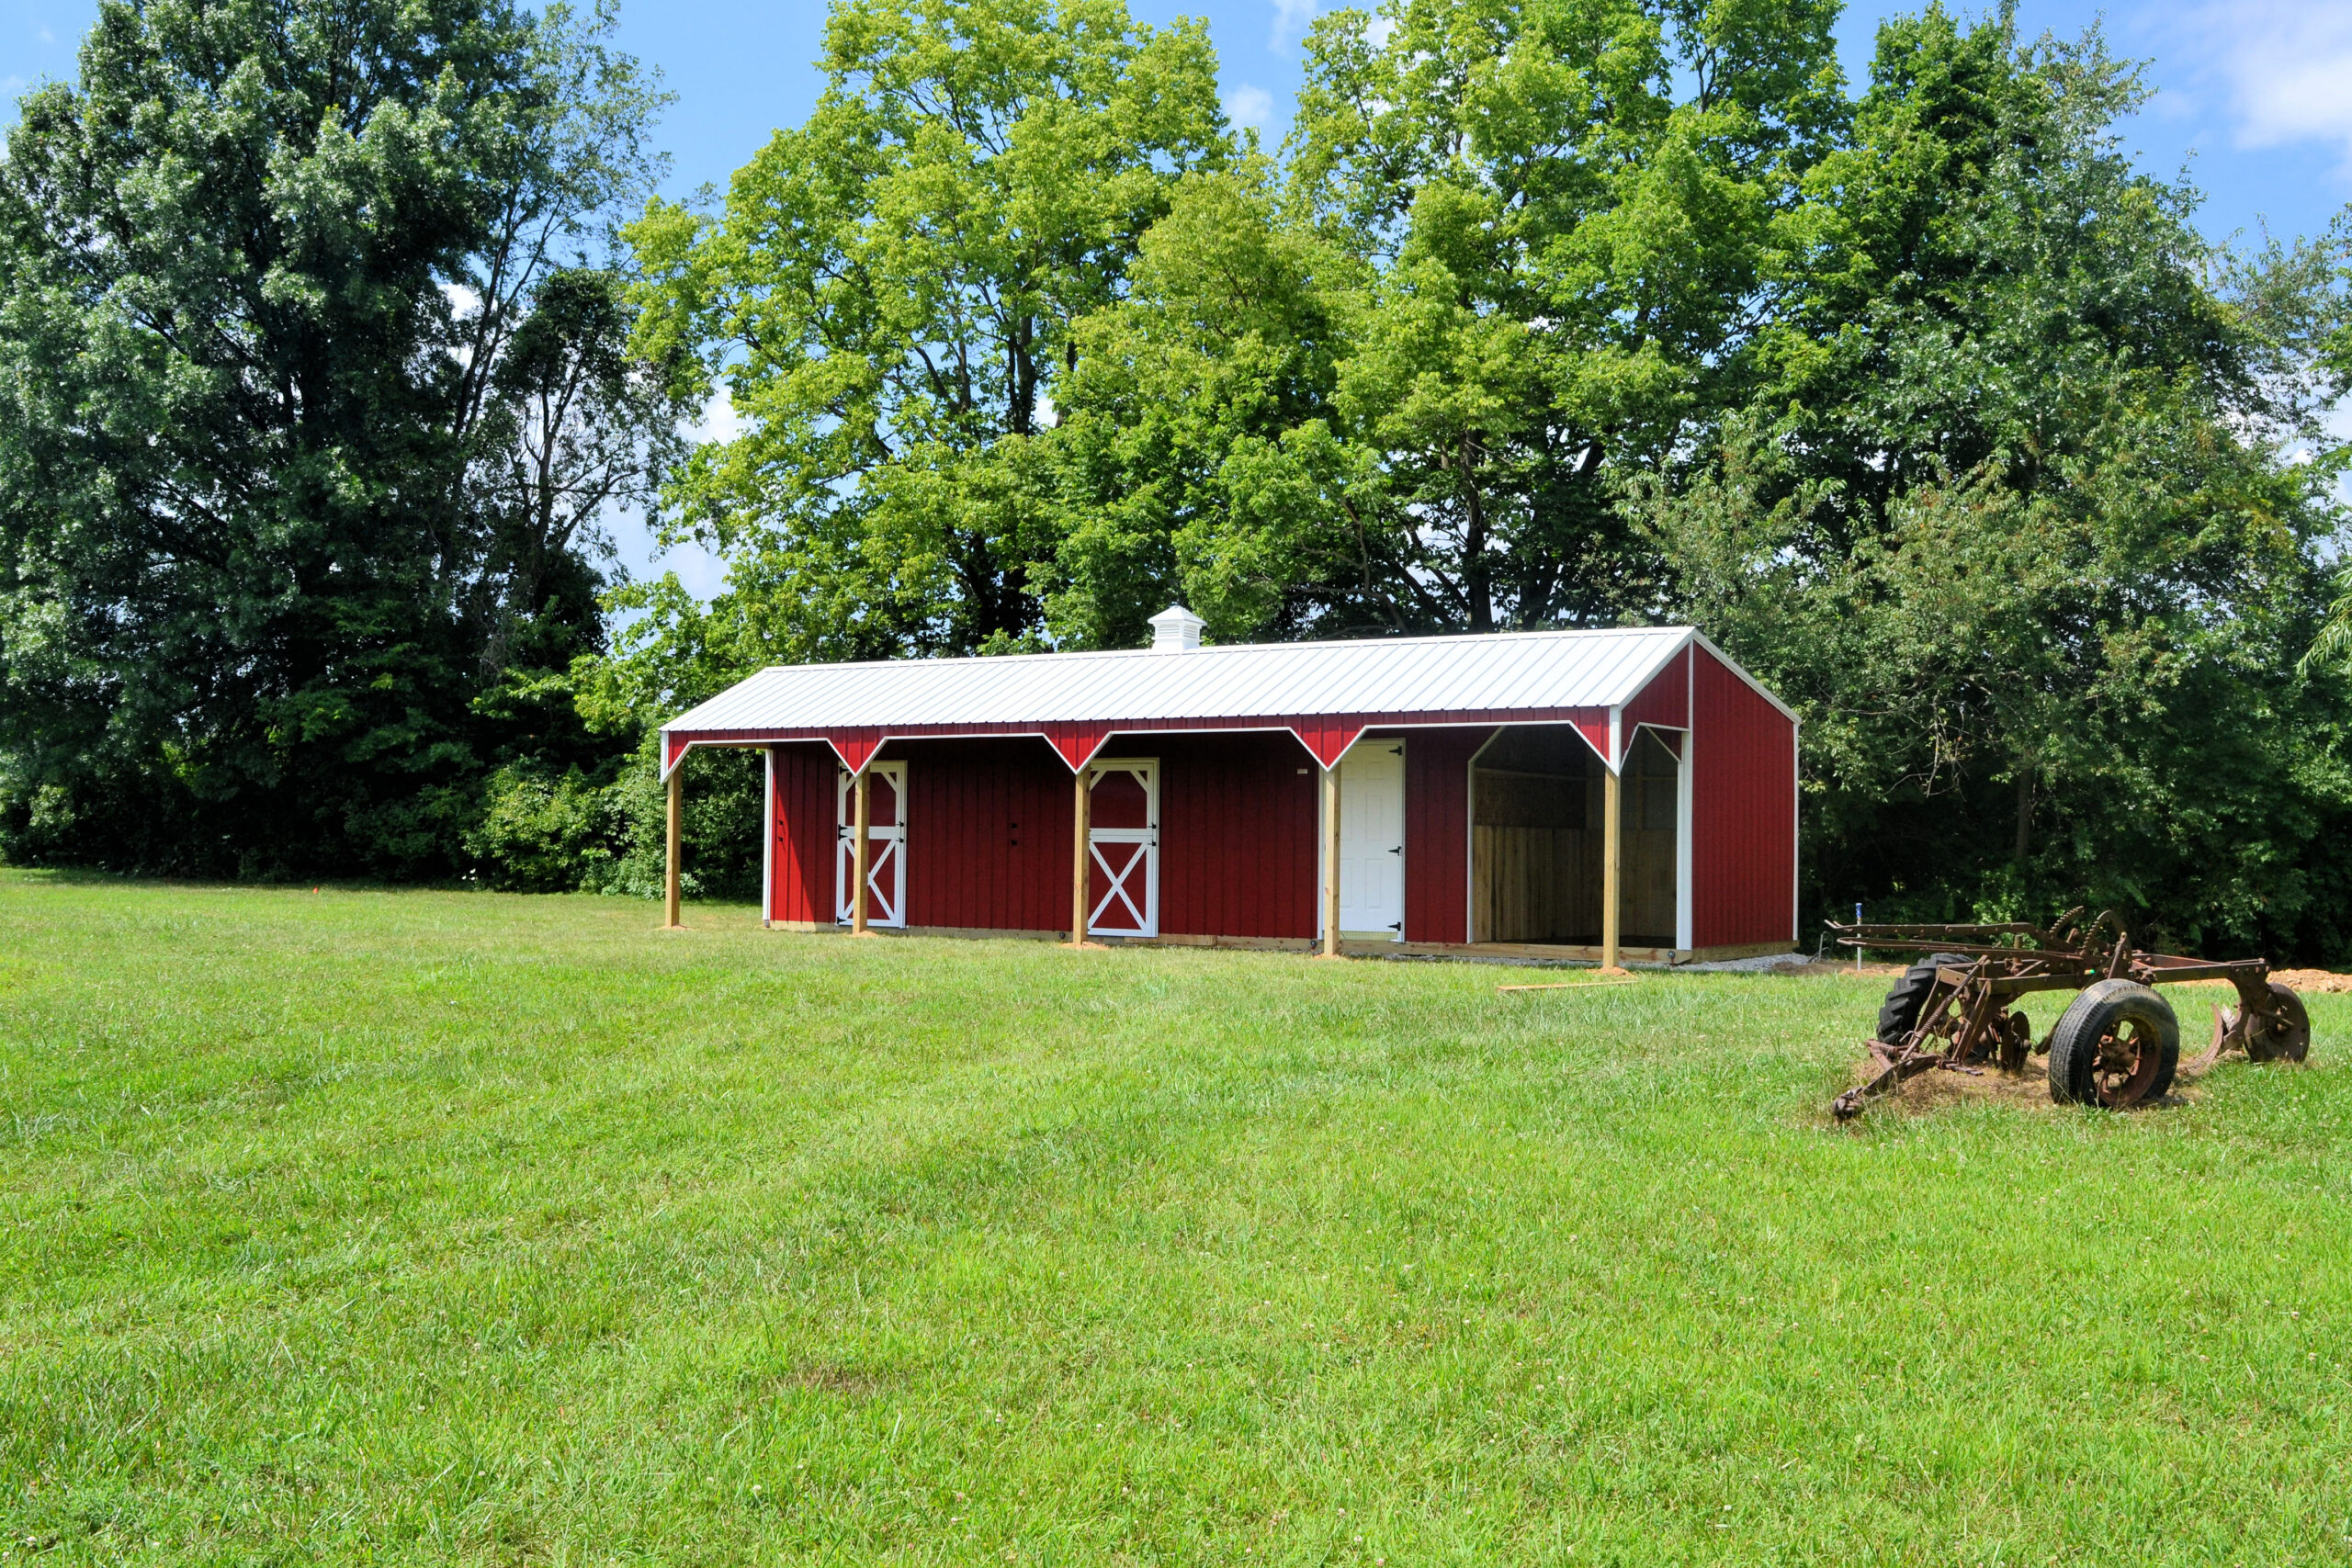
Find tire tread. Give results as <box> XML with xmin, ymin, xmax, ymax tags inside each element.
<box><xmin>2048</xmin><ymin>978</ymin><xmax>2179</xmax><ymax>1106</ymax></box>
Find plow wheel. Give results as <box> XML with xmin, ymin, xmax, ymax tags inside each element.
<box><xmin>1996</xmin><ymin>1010</ymin><xmax>2033</xmax><ymax>1073</ymax></box>
<box><xmin>2049</xmin><ymin>979</ymin><xmax>2180</xmax><ymax>1108</ymax></box>
<box><xmin>2237</xmin><ymin>982</ymin><xmax>2312</xmax><ymax>1064</ymax></box>
<box><xmin>1876</xmin><ymin>953</ymin><xmax>1971</xmax><ymax>1044</ymax></box>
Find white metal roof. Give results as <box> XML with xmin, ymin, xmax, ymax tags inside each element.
<box><xmin>663</xmin><ymin>625</ymin><xmax>1783</xmax><ymax>743</ymax></box>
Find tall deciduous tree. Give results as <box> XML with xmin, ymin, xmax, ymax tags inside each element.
<box><xmin>1631</xmin><ymin>10</ymin><xmax>2352</xmax><ymax>953</ymax></box>
<box><xmin>0</xmin><ymin>0</ymin><xmax>669</xmax><ymax>874</ymax></box>
<box><xmin>1042</xmin><ymin>0</ymin><xmax>1847</xmax><ymax>647</ymax></box>
<box><xmin>619</xmin><ymin>0</ymin><xmax>1229</xmax><ymax>668</ymax></box>
<box><xmin>470</xmin><ymin>266</ymin><xmax>693</xmax><ymax>680</ymax></box>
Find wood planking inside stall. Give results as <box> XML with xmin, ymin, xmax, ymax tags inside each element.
<box><xmin>1470</xmin><ymin>726</ymin><xmax>1679</xmax><ymax>948</ymax></box>
<box><xmin>1472</xmin><ymin>728</ymin><xmax>1602</xmax><ymax>944</ymax></box>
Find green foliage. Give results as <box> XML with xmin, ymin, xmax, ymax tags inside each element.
<box><xmin>465</xmin><ymin>739</ymin><xmax>761</xmax><ymax>898</ymax></box>
<box><xmin>467</xmin><ymin>763</ymin><xmax>621</xmax><ymax>893</ymax></box>
<box><xmin>1043</xmin><ymin>158</ymin><xmax>1359</xmax><ymax>646</ymax></box>
<box><xmin>624</xmin><ymin>0</ymin><xmax>1229</xmax><ymax>662</ymax></box>
<box><xmin>3</xmin><ymin>0</ymin><xmax>2347</xmax><ymax>946</ymax></box>
<box><xmin>614</xmin><ymin>0</ymin><xmax>2352</xmax><ymax>952</ymax></box>
<box><xmin>6</xmin><ymin>876</ymin><xmax>2352</xmax><ymax>1560</ymax></box>
<box><xmin>1627</xmin><ymin>11</ymin><xmax>2352</xmax><ymax>954</ymax></box>
<box><xmin>0</xmin><ymin>0</ymin><xmax>671</xmax><ymax>879</ymax></box>
<box><xmin>1043</xmin><ymin>0</ymin><xmax>1849</xmax><ymax>643</ymax></box>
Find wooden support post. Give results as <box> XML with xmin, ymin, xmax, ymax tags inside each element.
<box><xmin>1320</xmin><ymin>762</ymin><xmax>1342</xmax><ymax>959</ymax></box>
<box><xmin>850</xmin><ymin>765</ymin><xmax>872</xmax><ymax>936</ymax></box>
<box><xmin>1601</xmin><ymin>762</ymin><xmax>1623</xmax><ymax>972</ymax></box>
<box><xmin>1069</xmin><ymin>764</ymin><xmax>1092</xmax><ymax>945</ymax></box>
<box><xmin>662</xmin><ymin>765</ymin><xmax>684</xmax><ymax>930</ymax></box>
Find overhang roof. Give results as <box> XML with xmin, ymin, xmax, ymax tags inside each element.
<box><xmin>661</xmin><ymin>624</ymin><xmax>1790</xmax><ymax>775</ymax></box>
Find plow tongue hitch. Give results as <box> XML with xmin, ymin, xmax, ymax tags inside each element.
<box><xmin>1824</xmin><ymin>909</ymin><xmax>2309</xmax><ymax>1120</ymax></box>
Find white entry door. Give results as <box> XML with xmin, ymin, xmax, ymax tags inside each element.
<box><xmin>1086</xmin><ymin>759</ymin><xmax>1159</xmax><ymax>938</ymax></box>
<box><xmin>836</xmin><ymin>761</ymin><xmax>908</xmax><ymax>927</ymax></box>
<box><xmin>1337</xmin><ymin>740</ymin><xmax>1406</xmax><ymax>939</ymax></box>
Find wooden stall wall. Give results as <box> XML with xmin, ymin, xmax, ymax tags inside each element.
<box><xmin>769</xmin><ymin>741</ymin><xmax>838</xmax><ymax>925</ymax></box>
<box><xmin>1470</xmin><ymin>728</ymin><xmax>1603</xmax><ymax>943</ymax></box>
<box><xmin>1691</xmin><ymin>648</ymin><xmax>1799</xmax><ymax>948</ymax></box>
<box><xmin>1157</xmin><ymin>732</ymin><xmax>1318</xmax><ymax>940</ymax></box>
<box><xmin>1402</xmin><ymin>727</ymin><xmax>1489</xmax><ymax>944</ymax></box>
<box><xmin>896</xmin><ymin>737</ymin><xmax>1073</xmax><ymax>933</ymax></box>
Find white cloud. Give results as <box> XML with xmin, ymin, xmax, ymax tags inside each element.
<box><xmin>696</xmin><ymin>387</ymin><xmax>744</xmax><ymax>444</ymax></box>
<box><xmin>2188</xmin><ymin>2</ymin><xmax>2352</xmax><ymax>162</ymax></box>
<box><xmin>1270</xmin><ymin>0</ymin><xmax>1317</xmax><ymax>53</ymax></box>
<box><xmin>663</xmin><ymin>540</ymin><xmax>729</xmax><ymax>599</ymax></box>
<box><xmin>1224</xmin><ymin>84</ymin><xmax>1274</xmax><ymax>130</ymax></box>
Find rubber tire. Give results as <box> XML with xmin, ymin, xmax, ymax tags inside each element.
<box><xmin>1876</xmin><ymin>953</ymin><xmax>1970</xmax><ymax>1044</ymax></box>
<box><xmin>2048</xmin><ymin>979</ymin><xmax>2179</xmax><ymax>1107</ymax></box>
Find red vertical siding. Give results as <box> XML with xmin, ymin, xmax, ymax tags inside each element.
<box><xmin>1690</xmin><ymin>648</ymin><xmax>1798</xmax><ymax>949</ymax></box>
<box><xmin>1621</xmin><ymin>646</ymin><xmax>1690</xmax><ymax>750</ymax></box>
<box><xmin>897</xmin><ymin>737</ymin><xmax>1072</xmax><ymax>932</ymax></box>
<box><xmin>1291</xmin><ymin>719</ymin><xmax>1365</xmax><ymax>768</ymax></box>
<box><xmin>775</xmin><ymin>704</ymin><xmax>1788</xmax><ymax>949</ymax></box>
<box><xmin>1157</xmin><ymin>732</ymin><xmax>1318</xmax><ymax>939</ymax></box>
<box><xmin>770</xmin><ymin>742</ymin><xmax>837</xmax><ymax>924</ymax></box>
<box><xmin>1403</xmin><ymin>726</ymin><xmax>1492</xmax><ymax>944</ymax></box>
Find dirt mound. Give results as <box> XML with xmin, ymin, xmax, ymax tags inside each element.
<box><xmin>2176</xmin><ymin>968</ymin><xmax>2352</xmax><ymax>995</ymax></box>
<box><xmin>2271</xmin><ymin>968</ymin><xmax>2352</xmax><ymax>995</ymax></box>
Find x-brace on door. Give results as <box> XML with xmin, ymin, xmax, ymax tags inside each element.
<box><xmin>836</xmin><ymin>761</ymin><xmax>907</xmax><ymax>928</ymax></box>
<box><xmin>1086</xmin><ymin>759</ymin><xmax>1159</xmax><ymax>938</ymax></box>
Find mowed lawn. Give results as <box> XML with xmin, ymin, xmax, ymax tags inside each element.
<box><xmin>0</xmin><ymin>874</ymin><xmax>2346</xmax><ymax>1565</ymax></box>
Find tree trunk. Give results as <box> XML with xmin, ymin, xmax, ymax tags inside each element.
<box><xmin>2013</xmin><ymin>769</ymin><xmax>2033</xmax><ymax>865</ymax></box>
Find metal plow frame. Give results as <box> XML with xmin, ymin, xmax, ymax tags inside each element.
<box><xmin>1826</xmin><ymin>908</ymin><xmax>2311</xmax><ymax>1121</ymax></box>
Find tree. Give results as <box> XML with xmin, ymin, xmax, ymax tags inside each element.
<box><xmin>1040</xmin><ymin>159</ymin><xmax>1357</xmax><ymax>648</ymax></box>
<box><xmin>1039</xmin><ymin>0</ymin><xmax>1848</xmax><ymax>647</ymax></box>
<box><xmin>0</xmin><ymin>0</ymin><xmax>670</xmax><ymax>875</ymax></box>
<box><xmin>1630</xmin><ymin>9</ymin><xmax>2352</xmax><ymax>954</ymax></box>
<box><xmin>621</xmin><ymin>0</ymin><xmax>1229</xmax><ymax>668</ymax></box>
<box><xmin>470</xmin><ymin>266</ymin><xmax>694</xmax><ymax>680</ymax></box>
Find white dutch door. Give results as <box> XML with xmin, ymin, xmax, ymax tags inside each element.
<box><xmin>1337</xmin><ymin>740</ymin><xmax>1406</xmax><ymax>938</ymax></box>
<box><xmin>1086</xmin><ymin>760</ymin><xmax>1159</xmax><ymax>938</ymax></box>
<box><xmin>835</xmin><ymin>761</ymin><xmax>908</xmax><ymax>928</ymax></box>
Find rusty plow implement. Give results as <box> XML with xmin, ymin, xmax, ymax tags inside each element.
<box><xmin>1826</xmin><ymin>909</ymin><xmax>2311</xmax><ymax>1121</ymax></box>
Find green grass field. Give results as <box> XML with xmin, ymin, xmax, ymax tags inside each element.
<box><xmin>0</xmin><ymin>871</ymin><xmax>2346</xmax><ymax>1565</ymax></box>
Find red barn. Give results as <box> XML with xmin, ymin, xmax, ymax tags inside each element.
<box><xmin>658</xmin><ymin>613</ymin><xmax>1798</xmax><ymax>964</ymax></box>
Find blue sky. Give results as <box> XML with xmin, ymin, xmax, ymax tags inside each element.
<box><xmin>590</xmin><ymin>0</ymin><xmax>2352</xmax><ymax>247</ymax></box>
<box><xmin>5</xmin><ymin>0</ymin><xmax>2349</xmax><ymax>592</ymax></box>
